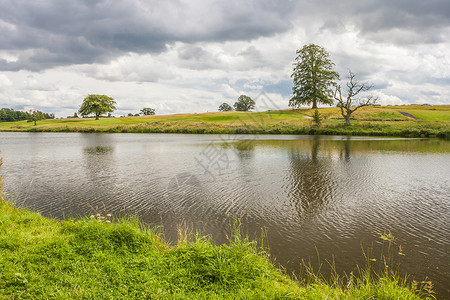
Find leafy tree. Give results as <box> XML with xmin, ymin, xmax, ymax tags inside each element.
<box><xmin>78</xmin><ymin>94</ymin><xmax>117</xmax><ymax>120</ymax></box>
<box><xmin>312</xmin><ymin>109</ymin><xmax>322</xmax><ymax>127</ymax></box>
<box><xmin>140</xmin><ymin>108</ymin><xmax>155</xmax><ymax>115</ymax></box>
<box><xmin>0</xmin><ymin>108</ymin><xmax>29</xmax><ymax>122</ymax></box>
<box><xmin>234</xmin><ymin>95</ymin><xmax>255</xmax><ymax>111</ymax></box>
<box><xmin>290</xmin><ymin>44</ymin><xmax>339</xmax><ymax>109</ymax></box>
<box><xmin>0</xmin><ymin>108</ymin><xmax>54</xmax><ymax>122</ymax></box>
<box><xmin>44</xmin><ymin>113</ymin><xmax>55</xmax><ymax>119</ymax></box>
<box><xmin>27</xmin><ymin>110</ymin><xmax>45</xmax><ymax>125</ymax></box>
<box><xmin>0</xmin><ymin>109</ymin><xmax>7</xmax><ymax>122</ymax></box>
<box><xmin>127</xmin><ymin>113</ymin><xmax>134</xmax><ymax>117</ymax></box>
<box><xmin>333</xmin><ymin>70</ymin><xmax>378</xmax><ymax>125</ymax></box>
<box><xmin>218</xmin><ymin>103</ymin><xmax>233</xmax><ymax>112</ymax></box>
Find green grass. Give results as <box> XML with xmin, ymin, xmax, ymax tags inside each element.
<box><xmin>0</xmin><ymin>195</ymin><xmax>431</xmax><ymax>299</ymax></box>
<box><xmin>382</xmin><ymin>105</ymin><xmax>450</xmax><ymax>121</ymax></box>
<box><xmin>0</xmin><ymin>105</ymin><xmax>449</xmax><ymax>138</ymax></box>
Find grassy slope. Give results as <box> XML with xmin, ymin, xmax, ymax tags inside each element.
<box><xmin>0</xmin><ymin>198</ymin><xmax>428</xmax><ymax>299</ymax></box>
<box><xmin>0</xmin><ymin>105</ymin><xmax>448</xmax><ymax>138</ymax></box>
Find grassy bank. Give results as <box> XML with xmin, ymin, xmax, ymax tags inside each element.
<box><xmin>0</xmin><ymin>198</ymin><xmax>429</xmax><ymax>299</ymax></box>
<box><xmin>0</xmin><ymin>105</ymin><xmax>448</xmax><ymax>138</ymax></box>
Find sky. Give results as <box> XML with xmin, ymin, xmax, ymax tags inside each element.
<box><xmin>0</xmin><ymin>0</ymin><xmax>449</xmax><ymax>117</ymax></box>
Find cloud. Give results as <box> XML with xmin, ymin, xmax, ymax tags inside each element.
<box><xmin>0</xmin><ymin>0</ymin><xmax>449</xmax><ymax>116</ymax></box>
<box><xmin>314</xmin><ymin>0</ymin><xmax>450</xmax><ymax>45</ymax></box>
<box><xmin>0</xmin><ymin>74</ymin><xmax>12</xmax><ymax>88</ymax></box>
<box><xmin>0</xmin><ymin>0</ymin><xmax>295</xmax><ymax>71</ymax></box>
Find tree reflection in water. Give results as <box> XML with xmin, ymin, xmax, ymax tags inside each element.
<box><xmin>285</xmin><ymin>137</ymin><xmax>336</xmax><ymax>219</ymax></box>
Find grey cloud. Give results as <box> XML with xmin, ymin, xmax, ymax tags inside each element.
<box><xmin>316</xmin><ymin>0</ymin><xmax>450</xmax><ymax>45</ymax></box>
<box><xmin>0</xmin><ymin>0</ymin><xmax>295</xmax><ymax>71</ymax></box>
<box><xmin>178</xmin><ymin>46</ymin><xmax>209</xmax><ymax>61</ymax></box>
<box><xmin>421</xmin><ymin>90</ymin><xmax>440</xmax><ymax>96</ymax></box>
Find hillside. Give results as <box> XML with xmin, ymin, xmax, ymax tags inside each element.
<box><xmin>0</xmin><ymin>105</ymin><xmax>448</xmax><ymax>138</ymax></box>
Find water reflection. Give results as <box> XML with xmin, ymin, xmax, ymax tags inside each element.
<box><xmin>83</xmin><ymin>145</ymin><xmax>114</xmax><ymax>155</ymax></box>
<box><xmin>340</xmin><ymin>138</ymin><xmax>351</xmax><ymax>162</ymax></box>
<box><xmin>81</xmin><ymin>141</ymin><xmax>118</xmax><ymax>211</ymax></box>
<box><xmin>285</xmin><ymin>137</ymin><xmax>335</xmax><ymax>219</ymax></box>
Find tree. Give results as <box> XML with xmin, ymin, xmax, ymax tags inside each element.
<box><xmin>333</xmin><ymin>70</ymin><xmax>378</xmax><ymax>125</ymax></box>
<box><xmin>0</xmin><ymin>108</ymin><xmax>30</xmax><ymax>122</ymax></box>
<box><xmin>78</xmin><ymin>94</ymin><xmax>117</xmax><ymax>120</ymax></box>
<box><xmin>234</xmin><ymin>95</ymin><xmax>255</xmax><ymax>111</ymax></box>
<box><xmin>27</xmin><ymin>110</ymin><xmax>45</xmax><ymax>125</ymax></box>
<box><xmin>312</xmin><ymin>109</ymin><xmax>322</xmax><ymax>127</ymax></box>
<box><xmin>218</xmin><ymin>103</ymin><xmax>233</xmax><ymax>112</ymax></box>
<box><xmin>290</xmin><ymin>44</ymin><xmax>340</xmax><ymax>109</ymax></box>
<box><xmin>140</xmin><ymin>107</ymin><xmax>155</xmax><ymax>115</ymax></box>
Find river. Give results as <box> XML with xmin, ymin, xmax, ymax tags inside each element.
<box><xmin>0</xmin><ymin>132</ymin><xmax>449</xmax><ymax>298</ymax></box>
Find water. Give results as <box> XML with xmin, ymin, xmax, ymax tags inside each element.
<box><xmin>1</xmin><ymin>132</ymin><xmax>449</xmax><ymax>298</ymax></box>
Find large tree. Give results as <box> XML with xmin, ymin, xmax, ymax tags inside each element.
<box><xmin>79</xmin><ymin>95</ymin><xmax>117</xmax><ymax>120</ymax></box>
<box><xmin>290</xmin><ymin>44</ymin><xmax>339</xmax><ymax>109</ymax></box>
<box><xmin>234</xmin><ymin>95</ymin><xmax>255</xmax><ymax>111</ymax></box>
<box><xmin>333</xmin><ymin>70</ymin><xmax>378</xmax><ymax>125</ymax></box>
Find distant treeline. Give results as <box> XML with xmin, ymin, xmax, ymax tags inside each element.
<box><xmin>0</xmin><ymin>108</ymin><xmax>55</xmax><ymax>122</ymax></box>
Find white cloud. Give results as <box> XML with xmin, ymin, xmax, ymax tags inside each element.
<box><xmin>0</xmin><ymin>74</ymin><xmax>12</xmax><ymax>88</ymax></box>
<box><xmin>372</xmin><ymin>91</ymin><xmax>407</xmax><ymax>106</ymax></box>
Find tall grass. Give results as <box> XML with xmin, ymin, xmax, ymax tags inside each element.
<box><xmin>297</xmin><ymin>231</ymin><xmax>436</xmax><ymax>299</ymax></box>
<box><xmin>0</xmin><ymin>199</ymin><xmax>431</xmax><ymax>299</ymax></box>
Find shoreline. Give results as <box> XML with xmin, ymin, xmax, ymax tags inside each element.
<box><xmin>0</xmin><ymin>197</ymin><xmax>429</xmax><ymax>299</ymax></box>
<box><xmin>0</xmin><ymin>123</ymin><xmax>448</xmax><ymax>138</ymax></box>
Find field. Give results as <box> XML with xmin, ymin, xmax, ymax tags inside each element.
<box><xmin>0</xmin><ymin>105</ymin><xmax>448</xmax><ymax>138</ymax></box>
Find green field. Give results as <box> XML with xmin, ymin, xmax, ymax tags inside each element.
<box><xmin>0</xmin><ymin>197</ymin><xmax>430</xmax><ymax>299</ymax></box>
<box><xmin>0</xmin><ymin>105</ymin><xmax>449</xmax><ymax>138</ymax></box>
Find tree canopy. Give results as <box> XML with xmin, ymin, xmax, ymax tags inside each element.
<box><xmin>79</xmin><ymin>95</ymin><xmax>117</xmax><ymax>120</ymax></box>
<box><xmin>141</xmin><ymin>108</ymin><xmax>156</xmax><ymax>115</ymax></box>
<box><xmin>27</xmin><ymin>110</ymin><xmax>46</xmax><ymax>125</ymax></box>
<box><xmin>290</xmin><ymin>44</ymin><xmax>339</xmax><ymax>109</ymax></box>
<box><xmin>0</xmin><ymin>108</ymin><xmax>54</xmax><ymax>122</ymax></box>
<box><xmin>218</xmin><ymin>103</ymin><xmax>233</xmax><ymax>112</ymax></box>
<box><xmin>234</xmin><ymin>95</ymin><xmax>255</xmax><ymax>111</ymax></box>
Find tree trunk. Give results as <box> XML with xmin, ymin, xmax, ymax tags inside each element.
<box><xmin>312</xmin><ymin>99</ymin><xmax>317</xmax><ymax>109</ymax></box>
<box><xmin>344</xmin><ymin>114</ymin><xmax>351</xmax><ymax>125</ymax></box>
<box><xmin>95</xmin><ymin>115</ymin><xmax>99</xmax><ymax>120</ymax></box>
<box><xmin>34</xmin><ymin>121</ymin><xmax>37</xmax><ymax>126</ymax></box>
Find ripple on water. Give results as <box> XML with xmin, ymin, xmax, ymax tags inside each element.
<box><xmin>1</xmin><ymin>133</ymin><xmax>449</xmax><ymax>298</ymax></box>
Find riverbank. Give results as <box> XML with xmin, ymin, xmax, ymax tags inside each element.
<box><xmin>0</xmin><ymin>197</ymin><xmax>429</xmax><ymax>299</ymax></box>
<box><xmin>0</xmin><ymin>105</ymin><xmax>448</xmax><ymax>138</ymax></box>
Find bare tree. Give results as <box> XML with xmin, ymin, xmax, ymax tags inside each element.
<box><xmin>334</xmin><ymin>70</ymin><xmax>378</xmax><ymax>125</ymax></box>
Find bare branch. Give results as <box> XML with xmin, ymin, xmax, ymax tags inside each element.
<box><xmin>335</xmin><ymin>69</ymin><xmax>377</xmax><ymax>125</ymax></box>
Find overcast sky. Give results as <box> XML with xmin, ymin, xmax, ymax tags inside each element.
<box><xmin>0</xmin><ymin>0</ymin><xmax>449</xmax><ymax>117</ymax></box>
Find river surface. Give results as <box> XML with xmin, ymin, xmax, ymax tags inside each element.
<box><xmin>1</xmin><ymin>132</ymin><xmax>449</xmax><ymax>298</ymax></box>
